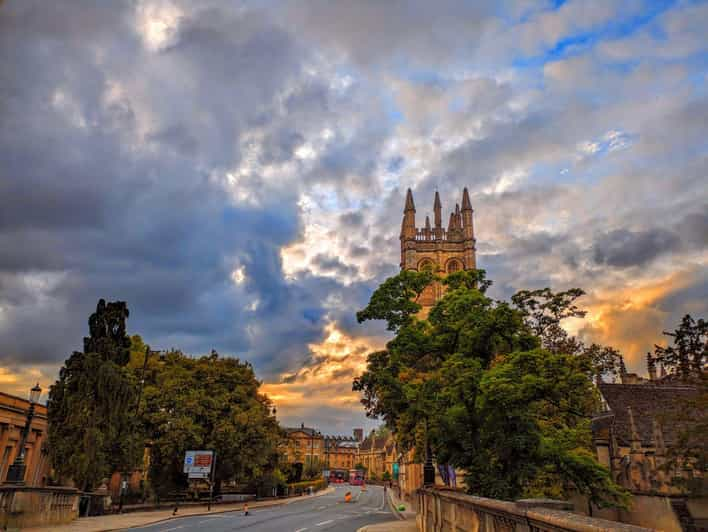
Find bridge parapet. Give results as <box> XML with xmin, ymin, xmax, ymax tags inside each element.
<box><xmin>418</xmin><ymin>487</ymin><xmax>655</xmax><ymax>532</ymax></box>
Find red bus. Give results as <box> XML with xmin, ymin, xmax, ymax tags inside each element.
<box><xmin>349</xmin><ymin>469</ymin><xmax>364</xmax><ymax>485</ymax></box>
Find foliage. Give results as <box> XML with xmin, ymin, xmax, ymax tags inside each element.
<box><xmin>512</xmin><ymin>287</ymin><xmax>623</xmax><ymax>380</ymax></box>
<box><xmin>47</xmin><ymin>300</ymin><xmax>143</xmax><ymax>491</ymax></box>
<box><xmin>654</xmin><ymin>314</ymin><xmax>707</xmax><ymax>380</ymax></box>
<box><xmin>139</xmin><ymin>349</ymin><xmax>283</xmax><ymax>497</ymax></box>
<box><xmin>354</xmin><ymin>271</ymin><xmax>628</xmax><ymax>507</ymax></box>
<box><xmin>288</xmin><ymin>478</ymin><xmax>327</xmax><ymax>494</ymax></box>
<box><xmin>382</xmin><ymin>470</ymin><xmax>391</xmax><ymax>481</ymax></box>
<box><xmin>356</xmin><ymin>269</ymin><xmax>434</xmax><ymax>332</ymax></box>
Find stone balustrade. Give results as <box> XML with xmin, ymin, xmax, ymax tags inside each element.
<box><xmin>418</xmin><ymin>488</ymin><xmax>655</xmax><ymax>532</ymax></box>
<box><xmin>0</xmin><ymin>485</ymin><xmax>79</xmax><ymax>529</ymax></box>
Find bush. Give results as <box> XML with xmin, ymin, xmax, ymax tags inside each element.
<box><xmin>382</xmin><ymin>471</ymin><xmax>391</xmax><ymax>481</ymax></box>
<box><xmin>287</xmin><ymin>479</ymin><xmax>326</xmax><ymax>496</ymax></box>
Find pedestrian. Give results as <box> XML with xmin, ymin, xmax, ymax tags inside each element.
<box><xmin>244</xmin><ymin>502</ymin><xmax>249</xmax><ymax>516</ymax></box>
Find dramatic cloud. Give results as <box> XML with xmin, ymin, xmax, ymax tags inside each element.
<box><xmin>1</xmin><ymin>0</ymin><xmax>706</xmax><ymax>431</ymax></box>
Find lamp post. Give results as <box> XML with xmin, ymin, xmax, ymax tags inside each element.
<box><xmin>6</xmin><ymin>383</ymin><xmax>42</xmax><ymax>484</ymax></box>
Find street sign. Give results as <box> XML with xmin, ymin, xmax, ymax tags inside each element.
<box><xmin>184</xmin><ymin>450</ymin><xmax>215</xmax><ymax>479</ymax></box>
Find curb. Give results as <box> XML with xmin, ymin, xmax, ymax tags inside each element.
<box><xmin>386</xmin><ymin>489</ymin><xmax>405</xmax><ymax>521</ymax></box>
<box><xmin>97</xmin><ymin>486</ymin><xmax>336</xmax><ymax>532</ymax></box>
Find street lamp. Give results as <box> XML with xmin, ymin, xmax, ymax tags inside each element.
<box><xmin>6</xmin><ymin>383</ymin><xmax>42</xmax><ymax>484</ymax></box>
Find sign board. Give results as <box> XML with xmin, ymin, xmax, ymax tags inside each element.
<box><xmin>184</xmin><ymin>450</ymin><xmax>215</xmax><ymax>479</ymax></box>
<box><xmin>392</xmin><ymin>462</ymin><xmax>399</xmax><ymax>480</ymax></box>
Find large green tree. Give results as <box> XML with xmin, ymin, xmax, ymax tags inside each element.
<box><xmin>354</xmin><ymin>270</ymin><xmax>628</xmax><ymax>507</ymax></box>
<box><xmin>48</xmin><ymin>300</ymin><xmax>143</xmax><ymax>490</ymax></box>
<box><xmin>139</xmin><ymin>349</ymin><xmax>283</xmax><ymax>496</ymax></box>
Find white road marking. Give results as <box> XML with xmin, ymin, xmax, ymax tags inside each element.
<box><xmin>198</xmin><ymin>518</ymin><xmax>218</xmax><ymax>524</ymax></box>
<box><xmin>317</xmin><ymin>505</ymin><xmax>327</xmax><ymax>509</ymax></box>
<box><xmin>315</xmin><ymin>520</ymin><xmax>334</xmax><ymax>526</ymax></box>
<box><xmin>162</xmin><ymin>527</ymin><xmax>184</xmax><ymax>532</ymax></box>
<box><xmin>295</xmin><ymin>528</ymin><xmax>309</xmax><ymax>532</ymax></box>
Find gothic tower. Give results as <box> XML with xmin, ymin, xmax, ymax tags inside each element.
<box><xmin>400</xmin><ymin>188</ymin><xmax>477</xmax><ymax>310</ymax></box>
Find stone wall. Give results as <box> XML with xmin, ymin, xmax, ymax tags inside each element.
<box><xmin>0</xmin><ymin>485</ymin><xmax>79</xmax><ymax>529</ymax></box>
<box><xmin>418</xmin><ymin>488</ymin><xmax>655</xmax><ymax>532</ymax></box>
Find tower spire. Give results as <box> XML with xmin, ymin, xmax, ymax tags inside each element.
<box><xmin>400</xmin><ymin>188</ymin><xmax>417</xmax><ymax>268</ymax></box>
<box><xmin>405</xmin><ymin>188</ymin><xmax>415</xmax><ymax>212</ymax></box>
<box><xmin>461</xmin><ymin>187</ymin><xmax>472</xmax><ymax>211</ymax></box>
<box><xmin>433</xmin><ymin>191</ymin><xmax>442</xmax><ymax>231</ymax></box>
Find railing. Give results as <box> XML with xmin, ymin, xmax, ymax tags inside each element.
<box><xmin>0</xmin><ymin>485</ymin><xmax>79</xmax><ymax>529</ymax></box>
<box><xmin>418</xmin><ymin>488</ymin><xmax>654</xmax><ymax>532</ymax></box>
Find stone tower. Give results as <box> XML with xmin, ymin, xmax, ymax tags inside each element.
<box><xmin>400</xmin><ymin>188</ymin><xmax>476</xmax><ymax>309</ymax></box>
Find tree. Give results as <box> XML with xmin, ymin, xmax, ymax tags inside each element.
<box><xmin>512</xmin><ymin>288</ymin><xmax>623</xmax><ymax>380</ymax></box>
<box><xmin>47</xmin><ymin>300</ymin><xmax>142</xmax><ymax>490</ymax></box>
<box><xmin>354</xmin><ymin>271</ymin><xmax>628</xmax><ymax>507</ymax></box>
<box><xmin>654</xmin><ymin>314</ymin><xmax>707</xmax><ymax>380</ymax></box>
<box><xmin>140</xmin><ymin>349</ymin><xmax>283</xmax><ymax>497</ymax></box>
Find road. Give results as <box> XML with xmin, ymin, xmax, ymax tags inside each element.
<box><xmin>128</xmin><ymin>484</ymin><xmax>395</xmax><ymax>532</ymax></box>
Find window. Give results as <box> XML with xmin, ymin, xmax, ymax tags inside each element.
<box><xmin>447</xmin><ymin>260</ymin><xmax>461</xmax><ymax>273</ymax></box>
<box><xmin>418</xmin><ymin>259</ymin><xmax>435</xmax><ymax>272</ymax></box>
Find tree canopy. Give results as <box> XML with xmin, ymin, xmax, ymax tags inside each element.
<box><xmin>48</xmin><ymin>300</ymin><xmax>142</xmax><ymax>490</ymax></box>
<box><xmin>354</xmin><ymin>270</ymin><xmax>628</xmax><ymax>507</ymax></box>
<box><xmin>139</xmin><ymin>348</ymin><xmax>283</xmax><ymax>496</ymax></box>
<box><xmin>47</xmin><ymin>301</ymin><xmax>285</xmax><ymax>497</ymax></box>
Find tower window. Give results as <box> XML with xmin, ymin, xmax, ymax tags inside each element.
<box><xmin>447</xmin><ymin>260</ymin><xmax>461</xmax><ymax>273</ymax></box>
<box><xmin>418</xmin><ymin>259</ymin><xmax>435</xmax><ymax>272</ymax></box>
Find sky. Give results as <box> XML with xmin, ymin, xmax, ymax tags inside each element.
<box><xmin>0</xmin><ymin>0</ymin><xmax>706</xmax><ymax>435</ymax></box>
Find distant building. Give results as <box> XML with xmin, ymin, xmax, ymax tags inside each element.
<box><xmin>282</xmin><ymin>424</ymin><xmax>324</xmax><ymax>469</ymax></box>
<box><xmin>0</xmin><ymin>391</ymin><xmax>50</xmax><ymax>486</ymax></box>
<box><xmin>358</xmin><ymin>430</ymin><xmax>397</xmax><ymax>480</ymax></box>
<box><xmin>323</xmin><ymin>436</ymin><xmax>358</xmax><ymax>471</ymax></box>
<box><xmin>353</xmin><ymin>428</ymin><xmax>363</xmax><ymax>442</ymax></box>
<box><xmin>400</xmin><ymin>188</ymin><xmax>476</xmax><ymax>315</ymax></box>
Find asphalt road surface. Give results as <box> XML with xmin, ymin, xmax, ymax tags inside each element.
<box><xmin>128</xmin><ymin>484</ymin><xmax>396</xmax><ymax>532</ymax></box>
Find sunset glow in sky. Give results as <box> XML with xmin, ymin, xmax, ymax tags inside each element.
<box><xmin>1</xmin><ymin>0</ymin><xmax>706</xmax><ymax>434</ymax></box>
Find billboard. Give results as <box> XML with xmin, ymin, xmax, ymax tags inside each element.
<box><xmin>184</xmin><ymin>450</ymin><xmax>215</xmax><ymax>479</ymax></box>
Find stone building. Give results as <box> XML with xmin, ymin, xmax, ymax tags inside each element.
<box><xmin>323</xmin><ymin>435</ymin><xmax>358</xmax><ymax>471</ymax></box>
<box><xmin>281</xmin><ymin>424</ymin><xmax>324</xmax><ymax>471</ymax></box>
<box><xmin>358</xmin><ymin>431</ymin><xmax>392</xmax><ymax>480</ymax></box>
<box><xmin>0</xmin><ymin>391</ymin><xmax>50</xmax><ymax>486</ymax></box>
<box><xmin>400</xmin><ymin>187</ymin><xmax>476</xmax><ymax>314</ymax></box>
<box><xmin>590</xmin><ymin>356</ymin><xmax>706</xmax><ymax>530</ymax></box>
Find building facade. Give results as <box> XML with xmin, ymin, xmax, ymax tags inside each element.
<box><xmin>282</xmin><ymin>424</ymin><xmax>324</xmax><ymax>469</ymax></box>
<box><xmin>0</xmin><ymin>391</ymin><xmax>50</xmax><ymax>486</ymax></box>
<box><xmin>400</xmin><ymin>188</ymin><xmax>476</xmax><ymax>313</ymax></box>
<box><xmin>324</xmin><ymin>436</ymin><xmax>358</xmax><ymax>471</ymax></box>
<box><xmin>590</xmin><ymin>357</ymin><xmax>706</xmax><ymax>530</ymax></box>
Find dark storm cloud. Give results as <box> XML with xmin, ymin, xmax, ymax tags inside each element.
<box><xmin>0</xmin><ymin>0</ymin><xmax>351</xmax><ymax>378</ymax></box>
<box><xmin>592</xmin><ymin>208</ymin><xmax>708</xmax><ymax>269</ymax></box>
<box><xmin>593</xmin><ymin>228</ymin><xmax>677</xmax><ymax>268</ymax></box>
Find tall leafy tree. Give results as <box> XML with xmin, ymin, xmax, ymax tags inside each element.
<box><xmin>140</xmin><ymin>349</ymin><xmax>283</xmax><ymax>496</ymax></box>
<box><xmin>48</xmin><ymin>300</ymin><xmax>142</xmax><ymax>490</ymax></box>
<box><xmin>511</xmin><ymin>287</ymin><xmax>623</xmax><ymax>380</ymax></box>
<box><xmin>654</xmin><ymin>314</ymin><xmax>707</xmax><ymax>380</ymax></box>
<box><xmin>354</xmin><ymin>270</ymin><xmax>628</xmax><ymax>507</ymax></box>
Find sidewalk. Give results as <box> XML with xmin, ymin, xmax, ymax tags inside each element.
<box><xmin>387</xmin><ymin>487</ymin><xmax>416</xmax><ymax>521</ymax></box>
<box><xmin>356</xmin><ymin>488</ymin><xmax>417</xmax><ymax>532</ymax></box>
<box><xmin>25</xmin><ymin>487</ymin><xmax>335</xmax><ymax>532</ymax></box>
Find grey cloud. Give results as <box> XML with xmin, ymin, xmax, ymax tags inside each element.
<box><xmin>593</xmin><ymin>228</ymin><xmax>679</xmax><ymax>268</ymax></box>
